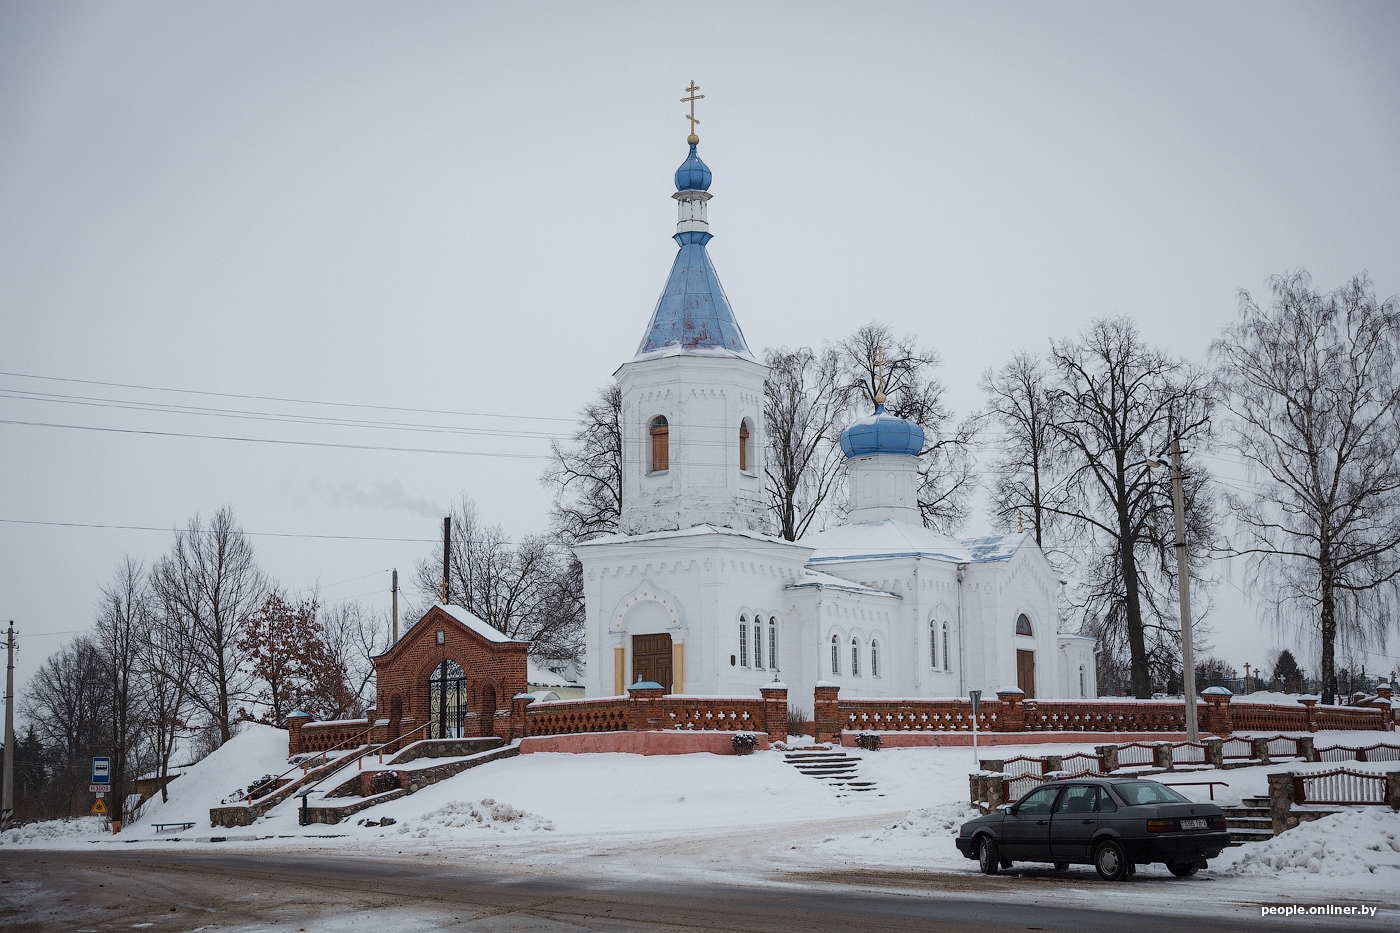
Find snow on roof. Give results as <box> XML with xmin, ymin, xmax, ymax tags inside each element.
<box><xmin>528</xmin><ymin>662</ymin><xmax>581</xmax><ymax>687</ymax></box>
<box><xmin>436</xmin><ymin>604</ymin><xmax>526</xmax><ymax>644</ymax></box>
<box><xmin>804</xmin><ymin>520</ymin><xmax>1029</xmax><ymax>566</ymax></box>
<box><xmin>575</xmin><ymin>523</ymin><xmax>805</xmax><ymax>550</ymax></box>
<box><xmin>785</xmin><ymin>568</ymin><xmax>900</xmax><ymax>598</ymax></box>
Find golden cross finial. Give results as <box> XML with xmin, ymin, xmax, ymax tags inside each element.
<box><xmin>873</xmin><ymin>346</ymin><xmax>889</xmax><ymax>406</ymax></box>
<box><xmin>682</xmin><ymin>80</ymin><xmax>704</xmax><ymax>144</ymax></box>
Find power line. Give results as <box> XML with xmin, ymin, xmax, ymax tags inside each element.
<box><xmin>0</xmin><ymin>370</ymin><xmax>578</xmax><ymax>424</ymax></box>
<box><xmin>0</xmin><ymin>419</ymin><xmax>553</xmax><ymax>459</ymax></box>
<box><xmin>0</xmin><ymin>518</ymin><xmax>436</xmax><ymax>543</ymax></box>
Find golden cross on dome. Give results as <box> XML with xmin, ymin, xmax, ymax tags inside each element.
<box><xmin>682</xmin><ymin>81</ymin><xmax>704</xmax><ymax>143</ymax></box>
<box><xmin>873</xmin><ymin>346</ymin><xmax>889</xmax><ymax>406</ymax></box>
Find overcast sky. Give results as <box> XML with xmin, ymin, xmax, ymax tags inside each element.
<box><xmin>2</xmin><ymin>2</ymin><xmax>1398</xmax><ymax>697</ymax></box>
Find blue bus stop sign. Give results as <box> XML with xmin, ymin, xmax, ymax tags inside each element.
<box><xmin>92</xmin><ymin>757</ymin><xmax>110</xmax><ymax>784</ymax></box>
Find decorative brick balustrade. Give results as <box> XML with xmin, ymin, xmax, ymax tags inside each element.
<box><xmin>521</xmin><ymin>683</ymin><xmax>788</xmax><ymax>743</ymax></box>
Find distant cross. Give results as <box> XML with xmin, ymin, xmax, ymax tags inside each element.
<box><xmin>682</xmin><ymin>81</ymin><xmax>704</xmax><ymax>139</ymax></box>
<box><xmin>873</xmin><ymin>346</ymin><xmax>889</xmax><ymax>404</ymax></box>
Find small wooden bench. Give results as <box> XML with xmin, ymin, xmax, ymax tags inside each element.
<box><xmin>152</xmin><ymin>822</ymin><xmax>196</xmax><ymax>834</ymax></box>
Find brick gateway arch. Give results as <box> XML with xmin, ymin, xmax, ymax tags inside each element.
<box><xmin>373</xmin><ymin>604</ymin><xmax>529</xmax><ymax>744</ymax></box>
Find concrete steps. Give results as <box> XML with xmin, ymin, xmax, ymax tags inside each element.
<box><xmin>783</xmin><ymin>748</ymin><xmax>880</xmax><ymax>796</ymax></box>
<box><xmin>1219</xmin><ymin>797</ymin><xmax>1342</xmax><ymax>844</ymax></box>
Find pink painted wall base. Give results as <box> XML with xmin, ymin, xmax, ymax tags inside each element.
<box><xmin>841</xmin><ymin>730</ymin><xmax>1222</xmax><ymax>748</ymax></box>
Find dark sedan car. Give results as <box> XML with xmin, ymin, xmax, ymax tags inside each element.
<box><xmin>955</xmin><ymin>777</ymin><xmax>1232</xmax><ymax>881</ymax></box>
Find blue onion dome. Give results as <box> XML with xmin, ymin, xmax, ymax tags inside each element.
<box><xmin>674</xmin><ymin>143</ymin><xmax>712</xmax><ymax>191</ymax></box>
<box><xmin>839</xmin><ymin>404</ymin><xmax>925</xmax><ymax>458</ymax></box>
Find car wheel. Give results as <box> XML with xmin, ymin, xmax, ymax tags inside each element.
<box><xmin>1093</xmin><ymin>839</ymin><xmax>1128</xmax><ymax>882</ymax></box>
<box><xmin>1167</xmin><ymin>861</ymin><xmax>1199</xmax><ymax>878</ymax></box>
<box><xmin>1053</xmin><ymin>862</ymin><xmax>1069</xmax><ymax>871</ymax></box>
<box><xmin>977</xmin><ymin>836</ymin><xmax>1000</xmax><ymax>875</ymax></box>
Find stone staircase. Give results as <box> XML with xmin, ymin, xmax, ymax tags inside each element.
<box><xmin>298</xmin><ymin>736</ymin><xmax>519</xmax><ymax>825</ymax></box>
<box><xmin>783</xmin><ymin>746</ymin><xmax>879</xmax><ymax>795</ymax></box>
<box><xmin>1220</xmin><ymin>795</ymin><xmax>1341</xmax><ymax>845</ymax></box>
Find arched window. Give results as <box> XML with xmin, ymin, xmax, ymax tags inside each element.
<box><xmin>851</xmin><ymin>638</ymin><xmax>860</xmax><ymax>676</ymax></box>
<box><xmin>649</xmin><ymin>416</ymin><xmax>669</xmax><ymax>473</ymax></box>
<box><xmin>754</xmin><ymin>615</ymin><xmax>764</xmax><ymax>669</ymax></box>
<box><xmin>1015</xmin><ymin>613</ymin><xmax>1033</xmax><ymax>636</ymax></box>
<box><xmin>942</xmin><ymin>622</ymin><xmax>950</xmax><ymax>672</ymax></box>
<box><xmin>871</xmin><ymin>640</ymin><xmax>880</xmax><ymax>678</ymax></box>
<box><xmin>738</xmin><ymin>616</ymin><xmax>748</xmax><ymax>667</ymax></box>
<box><xmin>831</xmin><ymin>634</ymin><xmax>839</xmax><ymax>675</ymax></box>
<box><xmin>929</xmin><ymin>621</ymin><xmax>938</xmax><ymax>670</ymax></box>
<box><xmin>768</xmin><ymin>616</ymin><xmax>777</xmax><ymax>672</ymax></box>
<box><xmin>1079</xmin><ymin>664</ymin><xmax>1086</xmax><ymax>698</ymax></box>
<box><xmin>429</xmin><ymin>659</ymin><xmax>466</xmax><ymax>739</ymax></box>
<box><xmin>739</xmin><ymin>419</ymin><xmax>753</xmax><ymax>472</ymax></box>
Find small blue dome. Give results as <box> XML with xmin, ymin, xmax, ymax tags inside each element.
<box><xmin>840</xmin><ymin>405</ymin><xmax>925</xmax><ymax>458</ymax></box>
<box><xmin>675</xmin><ymin>144</ymin><xmax>711</xmax><ymax>191</ymax></box>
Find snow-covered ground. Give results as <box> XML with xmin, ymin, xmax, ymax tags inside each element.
<box><xmin>6</xmin><ymin>729</ymin><xmax>1399</xmax><ymax>920</ymax></box>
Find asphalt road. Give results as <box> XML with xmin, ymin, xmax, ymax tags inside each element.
<box><xmin>0</xmin><ymin>849</ymin><xmax>1354</xmax><ymax>932</ymax></box>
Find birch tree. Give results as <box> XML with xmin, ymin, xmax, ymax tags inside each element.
<box><xmin>764</xmin><ymin>346</ymin><xmax>850</xmax><ymax>540</ymax></box>
<box><xmin>1214</xmin><ymin>271</ymin><xmax>1400</xmax><ymax>704</ymax></box>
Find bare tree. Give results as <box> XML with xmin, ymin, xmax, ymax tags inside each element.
<box><xmin>1214</xmin><ymin>271</ymin><xmax>1400</xmax><ymax>704</ymax></box>
<box><xmin>19</xmin><ymin>635</ymin><xmax>108</xmax><ymax>818</ymax></box>
<box><xmin>1047</xmin><ymin>318</ymin><xmax>1215</xmax><ymax>698</ymax></box>
<box><xmin>152</xmin><ymin>507</ymin><xmax>267</xmax><ymax>745</ymax></box>
<box><xmin>139</xmin><ymin>599</ymin><xmax>195</xmax><ymax>802</ymax></box>
<box><xmin>543</xmin><ymin>381</ymin><xmax>622</xmax><ymax>544</ymax></box>
<box><xmin>980</xmin><ymin>352</ymin><xmax>1068</xmax><ymax>549</ymax></box>
<box><xmin>764</xmin><ymin>346</ymin><xmax>850</xmax><ymax>540</ymax></box>
<box><xmin>319</xmin><ymin>600</ymin><xmax>391</xmax><ymax>717</ymax></box>
<box><xmin>840</xmin><ymin>323</ymin><xmax>981</xmax><ymax>532</ymax></box>
<box><xmin>93</xmin><ymin>557</ymin><xmax>155</xmax><ymax>824</ymax></box>
<box><xmin>415</xmin><ymin>496</ymin><xmax>584</xmax><ymax>663</ymax></box>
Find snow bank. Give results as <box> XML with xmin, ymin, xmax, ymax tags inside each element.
<box><xmin>4</xmin><ymin>816</ymin><xmax>104</xmax><ymax>846</ymax></box>
<box><xmin>393</xmin><ymin>798</ymin><xmax>555</xmax><ymax>838</ymax></box>
<box><xmin>127</xmin><ymin>723</ymin><xmax>290</xmax><ymax>832</ymax></box>
<box><xmin>1220</xmin><ymin>808</ymin><xmax>1400</xmax><ymax>879</ymax></box>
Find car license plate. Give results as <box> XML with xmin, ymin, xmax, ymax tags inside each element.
<box><xmin>1181</xmin><ymin>818</ymin><xmax>1208</xmax><ymax>830</ymax></box>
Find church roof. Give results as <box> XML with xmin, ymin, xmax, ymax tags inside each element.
<box><xmin>785</xmin><ymin>568</ymin><xmax>900</xmax><ymax>598</ymax></box>
<box><xmin>804</xmin><ymin>521</ymin><xmax>1030</xmax><ymax>566</ymax></box>
<box><xmin>839</xmin><ymin>404</ymin><xmax>925</xmax><ymax>458</ymax></box>
<box><xmin>634</xmin><ymin>142</ymin><xmax>754</xmax><ymax>361</ymax></box>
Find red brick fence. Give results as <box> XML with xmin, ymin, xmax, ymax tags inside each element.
<box><xmin>814</xmin><ymin>685</ymin><xmax>1393</xmax><ymax>744</ymax></box>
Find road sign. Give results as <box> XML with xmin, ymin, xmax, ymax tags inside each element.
<box><xmin>90</xmin><ymin>798</ymin><xmax>107</xmax><ymax>816</ymax></box>
<box><xmin>969</xmin><ymin>690</ymin><xmax>982</xmax><ymax>716</ymax></box>
<box><xmin>89</xmin><ymin>785</ymin><xmax>109</xmax><ymax>794</ymax></box>
<box><xmin>91</xmin><ymin>757</ymin><xmax>110</xmax><ymax>784</ymax></box>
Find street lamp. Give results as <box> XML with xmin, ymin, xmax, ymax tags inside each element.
<box><xmin>1146</xmin><ymin>436</ymin><xmax>1199</xmax><ymax>744</ymax></box>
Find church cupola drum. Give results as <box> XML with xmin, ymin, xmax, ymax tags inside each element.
<box><xmin>617</xmin><ymin>85</ymin><xmax>768</xmax><ymax>535</ymax></box>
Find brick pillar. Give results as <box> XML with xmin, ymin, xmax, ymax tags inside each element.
<box><xmin>1096</xmin><ymin>744</ymin><xmax>1120</xmax><ymax>772</ymax></box>
<box><xmin>814</xmin><ymin>682</ymin><xmax>841</xmax><ymax>744</ymax></box>
<box><xmin>1154</xmin><ymin>743</ymin><xmax>1174</xmax><ymax>770</ymax></box>
<box><xmin>1267</xmin><ymin>772</ymin><xmax>1294</xmax><ymax>836</ymax></box>
<box><xmin>1252</xmin><ymin>736</ymin><xmax>1272</xmax><ymax>765</ymax></box>
<box><xmin>1206</xmin><ymin>738</ymin><xmax>1224</xmax><ymax>768</ymax></box>
<box><xmin>1375</xmin><ymin>687</ymin><xmax>1395</xmax><ymax>730</ymax></box>
<box><xmin>1300</xmin><ymin>697</ymin><xmax>1319</xmax><ymax>733</ymax></box>
<box><xmin>760</xmin><ymin>682</ymin><xmax>789</xmax><ymax>743</ymax></box>
<box><xmin>1298</xmin><ymin>735</ymin><xmax>1317</xmax><ymax>762</ymax></box>
<box><xmin>1200</xmin><ymin>689</ymin><xmax>1233</xmax><ymax>736</ymax></box>
<box><xmin>627</xmin><ymin>683</ymin><xmax>666</xmax><ymax>731</ymax></box>
<box><xmin>287</xmin><ymin>711</ymin><xmax>311</xmax><ymax>757</ymax></box>
<box><xmin>511</xmin><ymin>694</ymin><xmax>533</xmax><ymax>741</ymax></box>
<box><xmin>996</xmin><ymin>689</ymin><xmax>1026</xmax><ymax>733</ymax></box>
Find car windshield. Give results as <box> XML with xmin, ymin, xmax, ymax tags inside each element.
<box><xmin>1113</xmin><ymin>781</ymin><xmax>1190</xmax><ymax>806</ymax></box>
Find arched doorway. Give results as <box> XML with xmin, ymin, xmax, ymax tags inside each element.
<box><xmin>429</xmin><ymin>659</ymin><xmax>467</xmax><ymax>738</ymax></box>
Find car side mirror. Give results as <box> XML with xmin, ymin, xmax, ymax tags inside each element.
<box><xmin>1002</xmin><ymin>804</ymin><xmax>1014</xmax><ymax>815</ymax></box>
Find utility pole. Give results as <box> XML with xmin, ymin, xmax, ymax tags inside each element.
<box><xmin>3</xmin><ymin>622</ymin><xmax>15</xmax><ymax>831</ymax></box>
<box><xmin>391</xmin><ymin>569</ymin><xmax>399</xmax><ymax>644</ymax></box>
<box><xmin>441</xmin><ymin>517</ymin><xmax>451</xmax><ymax>605</ymax></box>
<box><xmin>1168</xmin><ymin>437</ymin><xmax>1199</xmax><ymax>743</ymax></box>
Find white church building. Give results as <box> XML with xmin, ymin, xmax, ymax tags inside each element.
<box><xmin>574</xmin><ymin>134</ymin><xmax>1097</xmax><ymax>706</ymax></box>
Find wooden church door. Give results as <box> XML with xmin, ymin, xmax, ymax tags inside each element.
<box><xmin>632</xmin><ymin>633</ymin><xmax>673</xmax><ymax>693</ymax></box>
<box><xmin>1016</xmin><ymin>650</ymin><xmax>1036</xmax><ymax>699</ymax></box>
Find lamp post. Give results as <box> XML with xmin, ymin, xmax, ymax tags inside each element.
<box><xmin>1147</xmin><ymin>436</ymin><xmax>1198</xmax><ymax>743</ymax></box>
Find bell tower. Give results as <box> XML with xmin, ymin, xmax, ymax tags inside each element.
<box><xmin>616</xmin><ymin>86</ymin><xmax>768</xmax><ymax>535</ymax></box>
